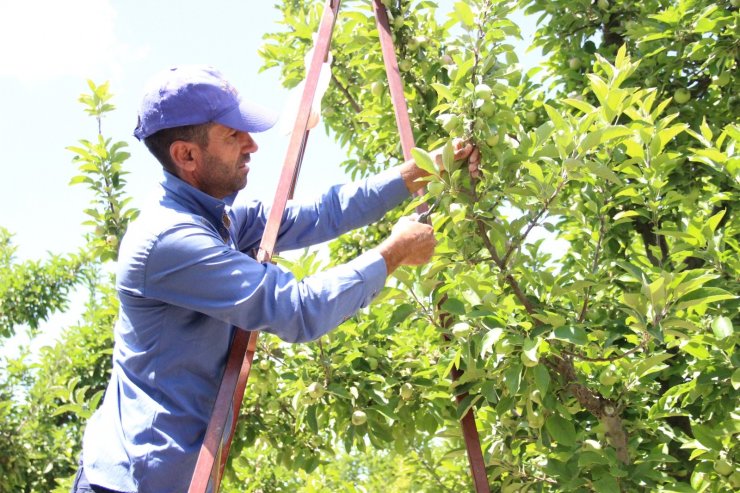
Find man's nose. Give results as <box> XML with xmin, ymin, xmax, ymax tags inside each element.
<box><xmin>239</xmin><ymin>131</ymin><xmax>258</xmax><ymax>153</ymax></box>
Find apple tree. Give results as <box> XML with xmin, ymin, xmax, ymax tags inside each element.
<box><xmin>231</xmin><ymin>0</ymin><xmax>739</xmax><ymax>491</ymax></box>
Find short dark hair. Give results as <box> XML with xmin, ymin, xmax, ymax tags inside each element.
<box><xmin>143</xmin><ymin>122</ymin><xmax>214</xmax><ymax>173</ymax></box>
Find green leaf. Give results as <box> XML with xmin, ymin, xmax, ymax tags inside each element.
<box><xmin>552</xmin><ymin>326</ymin><xmax>588</xmax><ymax>345</ymax></box>
<box><xmin>675</xmin><ymin>288</ymin><xmax>736</xmax><ymax>310</ymax></box>
<box><xmin>545</xmin><ymin>414</ymin><xmax>576</xmax><ymax>446</ymax></box>
<box><xmin>533</xmin><ymin>365</ymin><xmax>550</xmax><ymax>394</ymax></box>
<box><xmin>691</xmin><ymin>423</ymin><xmax>722</xmax><ymax>450</ymax></box>
<box><xmin>504</xmin><ymin>363</ymin><xmax>522</xmax><ymax>395</ymax></box>
<box><xmin>710</xmin><ymin>316</ymin><xmax>733</xmax><ymax>340</ymax></box>
<box><xmin>410</xmin><ymin>147</ymin><xmax>438</xmax><ymax>176</ymax></box>
<box><xmin>453</xmin><ymin>1</ymin><xmax>475</xmax><ymax>27</ymax></box>
<box><xmin>732</xmin><ymin>369</ymin><xmax>740</xmax><ymax>391</ymax></box>
<box><xmin>455</xmin><ymin>394</ymin><xmax>482</xmax><ymax>420</ymax></box>
<box><xmin>480</xmin><ymin>328</ymin><xmax>504</xmax><ymax>357</ymax></box>
<box><xmin>431</xmin><ymin>83</ymin><xmax>454</xmax><ymax>102</ymax></box>
<box><xmin>441</xmin><ymin>297</ymin><xmax>466</xmax><ymax>315</ymax></box>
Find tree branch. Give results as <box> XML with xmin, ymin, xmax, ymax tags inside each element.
<box><xmin>330</xmin><ymin>73</ymin><xmax>362</xmax><ymax>114</ymax></box>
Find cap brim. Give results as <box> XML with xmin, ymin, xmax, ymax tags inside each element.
<box><xmin>215</xmin><ymin>99</ymin><xmax>278</xmax><ymax>133</ymax></box>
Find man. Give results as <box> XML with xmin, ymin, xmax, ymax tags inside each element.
<box><xmin>73</xmin><ymin>65</ymin><xmax>477</xmax><ymax>492</ymax></box>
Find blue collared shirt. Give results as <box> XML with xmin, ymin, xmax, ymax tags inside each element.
<box><xmin>82</xmin><ymin>168</ymin><xmax>410</xmax><ymax>492</ymax></box>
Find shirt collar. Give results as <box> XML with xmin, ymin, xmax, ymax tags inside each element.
<box><xmin>159</xmin><ymin>170</ymin><xmax>238</xmax><ymax>228</ymax></box>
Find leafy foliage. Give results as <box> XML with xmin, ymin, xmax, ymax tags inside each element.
<box><xmin>0</xmin><ymin>0</ymin><xmax>737</xmax><ymax>492</ymax></box>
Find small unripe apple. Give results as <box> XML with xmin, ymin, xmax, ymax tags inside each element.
<box><xmin>307</xmin><ymin>382</ymin><xmax>325</xmax><ymax>399</ymax></box>
<box><xmin>479</xmin><ymin>100</ymin><xmax>495</xmax><ymax>117</ymax></box>
<box><xmin>486</xmin><ymin>133</ymin><xmax>500</xmax><ymax>146</ymax></box>
<box><xmin>452</xmin><ymin>322</ymin><xmax>472</xmax><ymax>339</ymax></box>
<box><xmin>258</xmin><ymin>359</ymin><xmax>270</xmax><ymax>370</ymax></box>
<box><xmin>599</xmin><ymin>369</ymin><xmax>618</xmax><ymax>386</ymax></box>
<box><xmin>475</xmin><ymin>83</ymin><xmax>492</xmax><ymax>100</ymax></box>
<box><xmin>569</xmin><ymin>57</ymin><xmax>582</xmax><ymax>70</ymax></box>
<box><xmin>400</xmin><ymin>383</ymin><xmax>414</xmax><ymax>400</ymax></box>
<box><xmin>399</xmin><ymin>59</ymin><xmax>412</xmax><ymax>72</ymax></box>
<box><xmin>367</xmin><ymin>357</ymin><xmax>378</xmax><ymax>370</ymax></box>
<box><xmin>525</xmin><ymin>111</ymin><xmax>537</xmax><ymax>124</ymax></box>
<box><xmin>393</xmin><ymin>16</ymin><xmax>404</xmax><ymax>29</ymax></box>
<box><xmin>521</xmin><ymin>351</ymin><xmax>538</xmax><ymax>367</ymax></box>
<box><xmin>439</xmin><ymin>114</ymin><xmax>461</xmax><ymax>134</ymax></box>
<box><xmin>597</xmin><ymin>0</ymin><xmax>609</xmax><ymax>10</ymax></box>
<box><xmin>105</xmin><ymin>234</ymin><xmax>118</xmax><ymax>246</ymax></box>
<box><xmin>351</xmin><ymin>409</ymin><xmax>367</xmax><ymax>426</ymax></box>
<box><xmin>441</xmin><ymin>54</ymin><xmax>453</xmax><ymax>65</ymax></box>
<box><xmin>371</xmin><ymin>81</ymin><xmax>384</xmax><ymax>97</ymax></box>
<box><xmin>713</xmin><ymin>458</ymin><xmax>733</xmax><ymax>476</ymax></box>
<box><xmin>674</xmin><ymin>88</ymin><xmax>691</xmax><ymax>104</ymax></box>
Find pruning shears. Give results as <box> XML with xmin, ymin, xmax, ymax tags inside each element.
<box><xmin>418</xmin><ymin>195</ymin><xmax>442</xmax><ymax>225</ymax></box>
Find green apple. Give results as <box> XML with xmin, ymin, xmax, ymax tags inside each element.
<box><xmin>400</xmin><ymin>382</ymin><xmax>414</xmax><ymax>400</ymax></box>
<box><xmin>307</xmin><ymin>382</ymin><xmax>325</xmax><ymax>399</ymax></box>
<box><xmin>479</xmin><ymin>100</ymin><xmax>495</xmax><ymax>117</ymax></box>
<box><xmin>258</xmin><ymin>359</ymin><xmax>270</xmax><ymax>370</ymax></box>
<box><xmin>475</xmin><ymin>83</ymin><xmax>492</xmax><ymax>100</ymax></box>
<box><xmin>569</xmin><ymin>57</ymin><xmax>582</xmax><ymax>70</ymax></box>
<box><xmin>441</xmin><ymin>54</ymin><xmax>453</xmax><ymax>65</ymax></box>
<box><xmin>351</xmin><ymin>409</ymin><xmax>367</xmax><ymax>426</ymax></box>
<box><xmin>599</xmin><ymin>368</ymin><xmax>618</xmax><ymax>386</ymax></box>
<box><xmin>674</xmin><ymin>88</ymin><xmax>691</xmax><ymax>104</ymax></box>
<box><xmin>367</xmin><ymin>357</ymin><xmax>378</xmax><ymax>370</ymax></box>
<box><xmin>525</xmin><ymin>111</ymin><xmax>537</xmax><ymax>124</ymax></box>
<box><xmin>521</xmin><ymin>351</ymin><xmax>538</xmax><ymax>367</ymax></box>
<box><xmin>399</xmin><ymin>59</ymin><xmax>412</xmax><ymax>72</ymax></box>
<box><xmin>597</xmin><ymin>0</ymin><xmax>609</xmax><ymax>9</ymax></box>
<box><xmin>486</xmin><ymin>132</ymin><xmax>500</xmax><ymax>146</ymax></box>
<box><xmin>393</xmin><ymin>16</ymin><xmax>404</xmax><ymax>29</ymax></box>
<box><xmin>439</xmin><ymin>114</ymin><xmax>461</xmax><ymax>134</ymax></box>
<box><xmin>714</xmin><ymin>458</ymin><xmax>733</xmax><ymax>476</ymax></box>
<box><xmin>452</xmin><ymin>322</ymin><xmax>472</xmax><ymax>339</ymax></box>
<box><xmin>371</xmin><ymin>81</ymin><xmax>384</xmax><ymax>97</ymax></box>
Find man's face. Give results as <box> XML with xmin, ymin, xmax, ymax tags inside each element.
<box><xmin>194</xmin><ymin>123</ymin><xmax>258</xmax><ymax>199</ymax></box>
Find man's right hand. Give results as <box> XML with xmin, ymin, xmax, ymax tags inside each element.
<box><xmin>375</xmin><ymin>215</ymin><xmax>437</xmax><ymax>274</ymax></box>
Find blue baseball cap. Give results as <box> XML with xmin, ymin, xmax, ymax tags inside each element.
<box><xmin>133</xmin><ymin>65</ymin><xmax>278</xmax><ymax>140</ymax></box>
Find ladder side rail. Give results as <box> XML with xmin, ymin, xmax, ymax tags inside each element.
<box><xmin>371</xmin><ymin>2</ymin><xmax>491</xmax><ymax>492</ymax></box>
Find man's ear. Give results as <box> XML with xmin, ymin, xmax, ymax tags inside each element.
<box><xmin>170</xmin><ymin>140</ymin><xmax>201</xmax><ymax>173</ymax></box>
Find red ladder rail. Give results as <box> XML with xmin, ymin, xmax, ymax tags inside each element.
<box><xmin>371</xmin><ymin>1</ymin><xmax>490</xmax><ymax>491</ymax></box>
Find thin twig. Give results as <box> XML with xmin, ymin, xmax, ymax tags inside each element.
<box><xmin>578</xmin><ymin>209</ymin><xmax>607</xmax><ymax>322</ymax></box>
<box><xmin>330</xmin><ymin>73</ymin><xmax>362</xmax><ymax>114</ymax></box>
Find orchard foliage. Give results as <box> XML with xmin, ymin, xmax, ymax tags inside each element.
<box><xmin>256</xmin><ymin>0</ymin><xmax>738</xmax><ymax>491</ymax></box>
<box><xmin>0</xmin><ymin>0</ymin><xmax>736</xmax><ymax>492</ymax></box>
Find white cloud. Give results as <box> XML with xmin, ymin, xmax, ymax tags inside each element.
<box><xmin>0</xmin><ymin>0</ymin><xmax>143</xmax><ymax>81</ymax></box>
